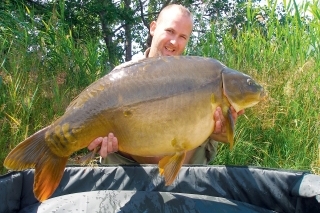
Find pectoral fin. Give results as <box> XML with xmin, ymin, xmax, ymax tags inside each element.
<box><xmin>225</xmin><ymin>107</ymin><xmax>235</xmax><ymax>149</ymax></box>
<box><xmin>77</xmin><ymin>146</ymin><xmax>101</xmax><ymax>165</ymax></box>
<box><xmin>158</xmin><ymin>152</ymin><xmax>186</xmax><ymax>186</ymax></box>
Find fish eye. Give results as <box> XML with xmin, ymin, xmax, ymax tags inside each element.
<box><xmin>247</xmin><ymin>79</ymin><xmax>253</xmax><ymax>85</ymax></box>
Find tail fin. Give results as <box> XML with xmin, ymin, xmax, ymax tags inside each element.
<box><xmin>4</xmin><ymin>127</ymin><xmax>68</xmax><ymax>202</ymax></box>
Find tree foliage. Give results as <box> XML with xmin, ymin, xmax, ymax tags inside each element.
<box><xmin>1</xmin><ymin>0</ymin><xmax>310</xmax><ymax>67</ymax></box>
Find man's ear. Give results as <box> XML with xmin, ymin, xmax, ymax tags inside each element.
<box><xmin>150</xmin><ymin>21</ymin><xmax>157</xmax><ymax>36</ymax></box>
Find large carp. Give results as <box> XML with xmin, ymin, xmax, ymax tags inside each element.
<box><xmin>4</xmin><ymin>56</ymin><xmax>265</xmax><ymax>202</ymax></box>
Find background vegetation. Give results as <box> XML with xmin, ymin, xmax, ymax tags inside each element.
<box><xmin>0</xmin><ymin>0</ymin><xmax>319</xmax><ymax>175</ymax></box>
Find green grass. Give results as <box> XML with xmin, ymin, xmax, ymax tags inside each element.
<box><xmin>0</xmin><ymin>8</ymin><xmax>110</xmax><ymax>174</ymax></box>
<box><xmin>1</xmin><ymin>1</ymin><xmax>319</xmax><ymax>175</ymax></box>
<box><xmin>205</xmin><ymin>1</ymin><xmax>320</xmax><ymax>172</ymax></box>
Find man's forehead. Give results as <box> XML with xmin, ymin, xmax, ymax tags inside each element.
<box><xmin>158</xmin><ymin>8</ymin><xmax>192</xmax><ymax>23</ymax></box>
<box><xmin>159</xmin><ymin>12</ymin><xmax>192</xmax><ymax>26</ymax></box>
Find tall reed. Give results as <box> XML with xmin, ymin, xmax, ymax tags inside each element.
<box><xmin>201</xmin><ymin>0</ymin><xmax>320</xmax><ymax>172</ymax></box>
<box><xmin>0</xmin><ymin>4</ymin><xmax>109</xmax><ymax>173</ymax></box>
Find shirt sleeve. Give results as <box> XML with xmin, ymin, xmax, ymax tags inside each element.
<box><xmin>187</xmin><ymin>138</ymin><xmax>219</xmax><ymax>164</ymax></box>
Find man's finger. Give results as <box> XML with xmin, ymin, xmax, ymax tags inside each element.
<box><xmin>112</xmin><ymin>135</ymin><xmax>119</xmax><ymax>152</ymax></box>
<box><xmin>213</xmin><ymin>109</ymin><xmax>223</xmax><ymax>133</ymax></box>
<box><xmin>214</xmin><ymin>120</ymin><xmax>222</xmax><ymax>133</ymax></box>
<box><xmin>100</xmin><ymin>137</ymin><xmax>109</xmax><ymax>158</ymax></box>
<box><xmin>107</xmin><ymin>133</ymin><xmax>114</xmax><ymax>154</ymax></box>
<box><xmin>87</xmin><ymin>137</ymin><xmax>103</xmax><ymax>151</ymax></box>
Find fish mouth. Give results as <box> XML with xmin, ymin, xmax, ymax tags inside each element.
<box><xmin>260</xmin><ymin>90</ymin><xmax>268</xmax><ymax>101</ymax></box>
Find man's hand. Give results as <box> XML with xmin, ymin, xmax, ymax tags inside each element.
<box><xmin>213</xmin><ymin>106</ymin><xmax>244</xmax><ymax>134</ymax></box>
<box><xmin>87</xmin><ymin>133</ymin><xmax>118</xmax><ymax>158</ymax></box>
<box><xmin>210</xmin><ymin>106</ymin><xmax>244</xmax><ymax>142</ymax></box>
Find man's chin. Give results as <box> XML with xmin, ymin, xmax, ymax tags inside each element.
<box><xmin>157</xmin><ymin>50</ymin><xmax>177</xmax><ymax>57</ymax></box>
<box><xmin>163</xmin><ymin>52</ymin><xmax>176</xmax><ymax>56</ymax></box>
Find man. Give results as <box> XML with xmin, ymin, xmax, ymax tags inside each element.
<box><xmin>88</xmin><ymin>4</ymin><xmax>243</xmax><ymax>164</ymax></box>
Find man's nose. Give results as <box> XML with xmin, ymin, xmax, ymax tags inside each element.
<box><xmin>170</xmin><ymin>38</ymin><xmax>177</xmax><ymax>45</ymax></box>
<box><xmin>170</xmin><ymin>34</ymin><xmax>180</xmax><ymax>44</ymax></box>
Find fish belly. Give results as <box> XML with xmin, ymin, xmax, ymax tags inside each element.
<box><xmin>109</xmin><ymin>89</ymin><xmax>217</xmax><ymax>157</ymax></box>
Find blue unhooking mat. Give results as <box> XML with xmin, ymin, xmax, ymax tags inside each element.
<box><xmin>0</xmin><ymin>165</ymin><xmax>319</xmax><ymax>213</ymax></box>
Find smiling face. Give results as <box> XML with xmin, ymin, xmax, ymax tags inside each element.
<box><xmin>148</xmin><ymin>6</ymin><xmax>193</xmax><ymax>57</ymax></box>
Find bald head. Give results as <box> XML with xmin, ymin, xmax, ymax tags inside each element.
<box><xmin>157</xmin><ymin>4</ymin><xmax>193</xmax><ymax>28</ymax></box>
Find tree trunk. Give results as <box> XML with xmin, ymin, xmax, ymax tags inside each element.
<box><xmin>124</xmin><ymin>0</ymin><xmax>132</xmax><ymax>62</ymax></box>
<box><xmin>98</xmin><ymin>0</ymin><xmax>118</xmax><ymax>68</ymax></box>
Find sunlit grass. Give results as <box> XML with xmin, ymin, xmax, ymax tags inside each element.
<box><xmin>207</xmin><ymin>1</ymin><xmax>320</xmax><ymax>173</ymax></box>
<box><xmin>0</xmin><ymin>6</ymin><xmax>109</xmax><ymax>174</ymax></box>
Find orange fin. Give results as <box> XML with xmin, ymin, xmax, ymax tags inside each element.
<box><xmin>158</xmin><ymin>152</ymin><xmax>186</xmax><ymax>186</ymax></box>
<box><xmin>4</xmin><ymin>126</ymin><xmax>68</xmax><ymax>202</ymax></box>
<box><xmin>4</xmin><ymin>127</ymin><xmax>50</xmax><ymax>170</ymax></box>
<box><xmin>34</xmin><ymin>153</ymin><xmax>68</xmax><ymax>202</ymax></box>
